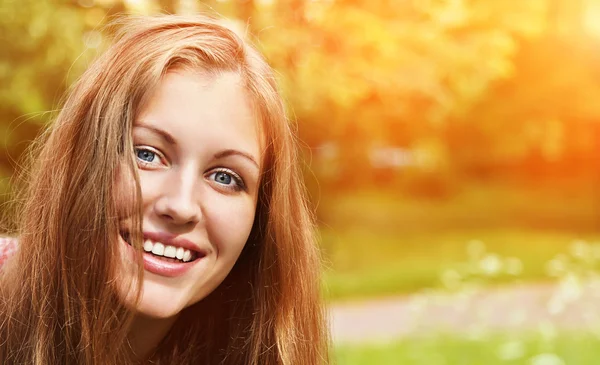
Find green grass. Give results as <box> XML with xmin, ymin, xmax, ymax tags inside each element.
<box><xmin>318</xmin><ymin>183</ymin><xmax>600</xmax><ymax>301</ymax></box>
<box><xmin>322</xmin><ymin>228</ymin><xmax>600</xmax><ymax>301</ymax></box>
<box><xmin>335</xmin><ymin>332</ymin><xmax>600</xmax><ymax>364</ymax></box>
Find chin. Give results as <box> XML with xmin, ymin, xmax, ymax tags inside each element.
<box><xmin>131</xmin><ymin>277</ymin><xmax>195</xmax><ymax>319</ymax></box>
<box><xmin>134</xmin><ymin>300</ymin><xmax>182</xmax><ymax>319</ymax></box>
<box><xmin>116</xmin><ymin>271</ymin><xmax>192</xmax><ymax>319</ymax></box>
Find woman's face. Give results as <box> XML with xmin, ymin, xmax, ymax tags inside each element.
<box><xmin>116</xmin><ymin>69</ymin><xmax>262</xmax><ymax>319</ymax></box>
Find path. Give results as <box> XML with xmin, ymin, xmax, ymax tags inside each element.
<box><xmin>330</xmin><ymin>280</ymin><xmax>600</xmax><ymax>344</ymax></box>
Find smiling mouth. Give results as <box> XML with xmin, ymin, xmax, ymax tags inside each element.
<box><xmin>120</xmin><ymin>231</ymin><xmax>203</xmax><ymax>264</ymax></box>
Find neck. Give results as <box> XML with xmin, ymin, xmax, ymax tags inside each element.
<box><xmin>128</xmin><ymin>313</ymin><xmax>179</xmax><ymax>361</ymax></box>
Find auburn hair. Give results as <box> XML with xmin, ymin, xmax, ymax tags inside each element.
<box><xmin>0</xmin><ymin>14</ymin><xmax>329</xmax><ymax>364</ymax></box>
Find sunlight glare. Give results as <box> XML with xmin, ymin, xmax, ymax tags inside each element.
<box><xmin>583</xmin><ymin>1</ymin><xmax>600</xmax><ymax>37</ymax></box>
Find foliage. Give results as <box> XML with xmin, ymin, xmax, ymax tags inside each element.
<box><xmin>2</xmin><ymin>0</ymin><xmax>598</xmax><ymax>187</ymax></box>
<box><xmin>0</xmin><ymin>0</ymin><xmax>126</xmax><ymax>195</ymax></box>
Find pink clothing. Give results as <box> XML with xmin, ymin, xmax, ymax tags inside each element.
<box><xmin>0</xmin><ymin>237</ymin><xmax>18</xmax><ymax>267</ymax></box>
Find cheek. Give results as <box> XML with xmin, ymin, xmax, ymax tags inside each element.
<box><xmin>137</xmin><ymin>171</ymin><xmax>159</xmax><ymax>206</ymax></box>
<box><xmin>209</xmin><ymin>196</ymin><xmax>257</xmax><ymax>258</ymax></box>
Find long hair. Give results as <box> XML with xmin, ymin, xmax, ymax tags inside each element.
<box><xmin>0</xmin><ymin>14</ymin><xmax>329</xmax><ymax>365</ymax></box>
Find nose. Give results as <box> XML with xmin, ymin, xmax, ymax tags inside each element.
<box><xmin>153</xmin><ymin>170</ymin><xmax>201</xmax><ymax>226</ymax></box>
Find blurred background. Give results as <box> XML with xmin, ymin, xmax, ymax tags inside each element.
<box><xmin>2</xmin><ymin>0</ymin><xmax>600</xmax><ymax>363</ymax></box>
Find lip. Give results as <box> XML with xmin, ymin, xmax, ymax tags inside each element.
<box><xmin>143</xmin><ymin>231</ymin><xmax>205</xmax><ymax>255</ymax></box>
<box><xmin>121</xmin><ymin>231</ymin><xmax>207</xmax><ymax>278</ymax></box>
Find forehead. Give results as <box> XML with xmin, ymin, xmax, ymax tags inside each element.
<box><xmin>137</xmin><ymin>69</ymin><xmax>264</xmax><ymax>161</ymax></box>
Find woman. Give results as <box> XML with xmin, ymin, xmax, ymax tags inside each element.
<box><xmin>0</xmin><ymin>14</ymin><xmax>329</xmax><ymax>364</ymax></box>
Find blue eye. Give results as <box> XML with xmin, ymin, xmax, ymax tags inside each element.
<box><xmin>136</xmin><ymin>148</ymin><xmax>156</xmax><ymax>163</ymax></box>
<box><xmin>214</xmin><ymin>171</ymin><xmax>232</xmax><ymax>185</ymax></box>
<box><xmin>210</xmin><ymin>169</ymin><xmax>246</xmax><ymax>192</ymax></box>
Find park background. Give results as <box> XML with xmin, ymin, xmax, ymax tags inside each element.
<box><xmin>2</xmin><ymin>0</ymin><xmax>600</xmax><ymax>363</ymax></box>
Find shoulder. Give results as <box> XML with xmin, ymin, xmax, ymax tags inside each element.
<box><xmin>0</xmin><ymin>236</ymin><xmax>18</xmax><ymax>266</ymax></box>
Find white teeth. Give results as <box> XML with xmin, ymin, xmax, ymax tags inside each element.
<box><xmin>143</xmin><ymin>240</ymin><xmax>153</xmax><ymax>252</ymax></box>
<box><xmin>176</xmin><ymin>247</ymin><xmax>184</xmax><ymax>260</ymax></box>
<box><xmin>164</xmin><ymin>245</ymin><xmax>177</xmax><ymax>258</ymax></box>
<box><xmin>151</xmin><ymin>242</ymin><xmax>165</xmax><ymax>256</ymax></box>
<box><xmin>143</xmin><ymin>240</ymin><xmax>195</xmax><ymax>262</ymax></box>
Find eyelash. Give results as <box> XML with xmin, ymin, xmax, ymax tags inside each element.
<box><xmin>211</xmin><ymin>168</ymin><xmax>246</xmax><ymax>192</ymax></box>
<box><xmin>135</xmin><ymin>146</ymin><xmax>164</xmax><ymax>168</ymax></box>
<box><xmin>134</xmin><ymin>146</ymin><xmax>246</xmax><ymax>192</ymax></box>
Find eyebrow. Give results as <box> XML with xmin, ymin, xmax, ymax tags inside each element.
<box><xmin>136</xmin><ymin>124</ymin><xmax>259</xmax><ymax>169</ymax></box>
<box><xmin>136</xmin><ymin>124</ymin><xmax>176</xmax><ymax>145</ymax></box>
<box><xmin>214</xmin><ymin>149</ymin><xmax>260</xmax><ymax>169</ymax></box>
